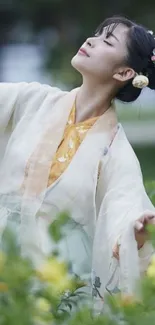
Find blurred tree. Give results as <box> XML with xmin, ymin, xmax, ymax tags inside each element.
<box><xmin>0</xmin><ymin>0</ymin><xmax>155</xmax><ymax>86</ymax></box>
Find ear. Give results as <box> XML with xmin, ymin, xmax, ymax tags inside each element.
<box><xmin>113</xmin><ymin>67</ymin><xmax>136</xmax><ymax>83</ymax></box>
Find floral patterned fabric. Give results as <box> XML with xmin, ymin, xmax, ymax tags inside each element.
<box><xmin>47</xmin><ymin>102</ymin><xmax>98</xmax><ymax>187</ymax></box>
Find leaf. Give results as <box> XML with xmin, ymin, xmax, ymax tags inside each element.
<box><xmin>48</xmin><ymin>211</ymin><xmax>71</xmax><ymax>242</ymax></box>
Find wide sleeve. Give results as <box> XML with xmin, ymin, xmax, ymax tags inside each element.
<box><xmin>0</xmin><ymin>82</ymin><xmax>58</xmax><ymax>132</ymax></box>
<box><xmin>93</xmin><ymin>129</ymin><xmax>155</xmax><ymax>311</ymax></box>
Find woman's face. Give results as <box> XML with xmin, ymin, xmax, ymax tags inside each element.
<box><xmin>71</xmin><ymin>24</ymin><xmax>132</xmax><ymax>83</ymax></box>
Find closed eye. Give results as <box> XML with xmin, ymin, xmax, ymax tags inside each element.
<box><xmin>104</xmin><ymin>40</ymin><xmax>112</xmax><ymax>46</ymax></box>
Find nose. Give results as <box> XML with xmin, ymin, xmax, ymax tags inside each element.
<box><xmin>86</xmin><ymin>37</ymin><xmax>94</xmax><ymax>47</ymax></box>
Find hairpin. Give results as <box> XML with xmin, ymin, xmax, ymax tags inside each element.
<box><xmin>132</xmin><ymin>73</ymin><xmax>149</xmax><ymax>89</ymax></box>
<box><xmin>148</xmin><ymin>30</ymin><xmax>154</xmax><ymax>35</ymax></box>
<box><xmin>151</xmin><ymin>49</ymin><xmax>155</xmax><ymax>64</ymax></box>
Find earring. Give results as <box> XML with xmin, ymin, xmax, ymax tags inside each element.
<box><xmin>132</xmin><ymin>73</ymin><xmax>149</xmax><ymax>89</ymax></box>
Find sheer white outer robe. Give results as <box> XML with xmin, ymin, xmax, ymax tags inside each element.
<box><xmin>0</xmin><ymin>82</ymin><xmax>154</xmax><ymax>310</ymax></box>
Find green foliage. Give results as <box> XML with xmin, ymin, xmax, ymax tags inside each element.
<box><xmin>145</xmin><ymin>180</ymin><xmax>155</xmax><ymax>204</ymax></box>
<box><xmin>48</xmin><ymin>211</ymin><xmax>70</xmax><ymax>242</ymax></box>
<box><xmin>0</xmin><ymin>214</ymin><xmax>92</xmax><ymax>325</ymax></box>
<box><xmin>135</xmin><ymin>147</ymin><xmax>155</xmax><ymax>181</ymax></box>
<box><xmin>0</xmin><ymin>196</ymin><xmax>155</xmax><ymax>325</ymax></box>
<box><xmin>0</xmin><ymin>210</ymin><xmax>154</xmax><ymax>325</ymax></box>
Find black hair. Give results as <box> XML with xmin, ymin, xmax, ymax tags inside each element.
<box><xmin>95</xmin><ymin>16</ymin><xmax>155</xmax><ymax>102</ymax></box>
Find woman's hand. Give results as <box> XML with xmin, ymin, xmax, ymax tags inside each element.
<box><xmin>113</xmin><ymin>215</ymin><xmax>155</xmax><ymax>260</ymax></box>
<box><xmin>135</xmin><ymin>215</ymin><xmax>155</xmax><ymax>249</ymax></box>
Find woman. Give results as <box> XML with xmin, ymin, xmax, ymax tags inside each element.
<box><xmin>0</xmin><ymin>16</ymin><xmax>154</xmax><ymax>311</ymax></box>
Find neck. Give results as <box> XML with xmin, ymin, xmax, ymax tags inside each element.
<box><xmin>75</xmin><ymin>79</ymin><xmax>116</xmax><ymax>123</ymax></box>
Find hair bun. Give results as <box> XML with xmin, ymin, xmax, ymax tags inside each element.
<box><xmin>132</xmin><ymin>74</ymin><xmax>149</xmax><ymax>88</ymax></box>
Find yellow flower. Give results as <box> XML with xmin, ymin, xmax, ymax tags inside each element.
<box><xmin>34</xmin><ymin>298</ymin><xmax>53</xmax><ymax>325</ymax></box>
<box><xmin>150</xmin><ymin>256</ymin><xmax>155</xmax><ymax>265</ymax></box>
<box><xmin>147</xmin><ymin>265</ymin><xmax>155</xmax><ymax>278</ymax></box>
<box><xmin>120</xmin><ymin>295</ymin><xmax>135</xmax><ymax>307</ymax></box>
<box><xmin>0</xmin><ymin>282</ymin><xmax>8</xmax><ymax>292</ymax></box>
<box><xmin>36</xmin><ymin>298</ymin><xmax>51</xmax><ymax>313</ymax></box>
<box><xmin>37</xmin><ymin>258</ymin><xmax>72</xmax><ymax>293</ymax></box>
<box><xmin>147</xmin><ymin>256</ymin><xmax>155</xmax><ymax>278</ymax></box>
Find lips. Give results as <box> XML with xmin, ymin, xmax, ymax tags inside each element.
<box><xmin>78</xmin><ymin>48</ymin><xmax>89</xmax><ymax>57</ymax></box>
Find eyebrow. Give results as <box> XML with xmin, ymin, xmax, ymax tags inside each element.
<box><xmin>108</xmin><ymin>33</ymin><xmax>119</xmax><ymax>42</ymax></box>
<box><xmin>95</xmin><ymin>30</ymin><xmax>120</xmax><ymax>43</ymax></box>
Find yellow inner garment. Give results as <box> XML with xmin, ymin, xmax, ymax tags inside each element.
<box><xmin>47</xmin><ymin>102</ymin><xmax>98</xmax><ymax>187</ymax></box>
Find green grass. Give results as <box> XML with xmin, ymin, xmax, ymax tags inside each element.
<box><xmin>117</xmin><ymin>109</ymin><xmax>155</xmax><ymax>122</ymax></box>
<box><xmin>134</xmin><ymin>145</ymin><xmax>155</xmax><ymax>180</ymax></box>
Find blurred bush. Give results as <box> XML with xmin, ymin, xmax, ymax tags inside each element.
<box><xmin>0</xmin><ymin>212</ymin><xmax>89</xmax><ymax>325</ymax></box>
<box><xmin>0</xmin><ymin>198</ymin><xmax>155</xmax><ymax>324</ymax></box>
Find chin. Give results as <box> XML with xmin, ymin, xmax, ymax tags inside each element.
<box><xmin>72</xmin><ymin>53</ymin><xmax>90</xmax><ymax>72</ymax></box>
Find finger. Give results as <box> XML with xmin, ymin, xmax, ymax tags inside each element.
<box><xmin>146</xmin><ymin>215</ymin><xmax>154</xmax><ymax>219</ymax></box>
<box><xmin>135</xmin><ymin>216</ymin><xmax>155</xmax><ymax>230</ymax></box>
<box><xmin>113</xmin><ymin>250</ymin><xmax>119</xmax><ymax>260</ymax></box>
<box><xmin>113</xmin><ymin>244</ymin><xmax>120</xmax><ymax>260</ymax></box>
<box><xmin>135</xmin><ymin>220</ymin><xmax>144</xmax><ymax>231</ymax></box>
<box><xmin>145</xmin><ymin>215</ymin><xmax>155</xmax><ymax>223</ymax></box>
<box><xmin>138</xmin><ymin>214</ymin><xmax>154</xmax><ymax>224</ymax></box>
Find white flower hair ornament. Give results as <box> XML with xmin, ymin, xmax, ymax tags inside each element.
<box><xmin>148</xmin><ymin>30</ymin><xmax>154</xmax><ymax>35</ymax></box>
<box><xmin>132</xmin><ymin>74</ymin><xmax>149</xmax><ymax>89</ymax></box>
